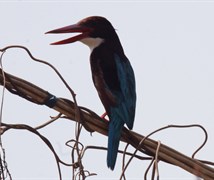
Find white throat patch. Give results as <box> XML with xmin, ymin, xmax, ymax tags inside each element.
<box><xmin>80</xmin><ymin>37</ymin><xmax>104</xmax><ymax>52</ymax></box>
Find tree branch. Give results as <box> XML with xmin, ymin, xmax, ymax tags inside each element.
<box><xmin>0</xmin><ymin>67</ymin><xmax>214</xmax><ymax>179</ymax></box>
<box><xmin>0</xmin><ymin>45</ymin><xmax>214</xmax><ymax>179</ymax></box>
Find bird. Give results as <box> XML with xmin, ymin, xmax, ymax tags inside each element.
<box><xmin>46</xmin><ymin>16</ymin><xmax>136</xmax><ymax>170</ymax></box>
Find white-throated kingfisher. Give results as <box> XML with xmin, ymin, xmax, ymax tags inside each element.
<box><xmin>46</xmin><ymin>16</ymin><xmax>136</xmax><ymax>170</ymax></box>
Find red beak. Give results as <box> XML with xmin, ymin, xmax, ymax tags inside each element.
<box><xmin>46</xmin><ymin>24</ymin><xmax>92</xmax><ymax>45</ymax></box>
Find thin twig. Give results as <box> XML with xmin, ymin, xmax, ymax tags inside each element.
<box><xmin>152</xmin><ymin>140</ymin><xmax>161</xmax><ymax>180</ymax></box>
<box><xmin>0</xmin><ymin>51</ymin><xmax>6</xmax><ymax>143</ymax></box>
<box><xmin>121</xmin><ymin>143</ymin><xmax>129</xmax><ymax>180</ymax></box>
<box><xmin>1</xmin><ymin>122</ymin><xmax>75</xmax><ymax>180</ymax></box>
<box><xmin>0</xmin><ymin>51</ymin><xmax>12</xmax><ymax>180</ymax></box>
<box><xmin>144</xmin><ymin>157</ymin><xmax>155</xmax><ymax>180</ymax></box>
<box><xmin>35</xmin><ymin>113</ymin><xmax>62</xmax><ymax>130</ymax></box>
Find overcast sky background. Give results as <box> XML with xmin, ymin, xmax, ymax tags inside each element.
<box><xmin>0</xmin><ymin>1</ymin><xmax>214</xmax><ymax>179</ymax></box>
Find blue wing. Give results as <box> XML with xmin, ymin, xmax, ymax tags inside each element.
<box><xmin>110</xmin><ymin>53</ymin><xmax>136</xmax><ymax>129</ymax></box>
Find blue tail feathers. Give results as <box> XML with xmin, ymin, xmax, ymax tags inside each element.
<box><xmin>107</xmin><ymin>117</ymin><xmax>124</xmax><ymax>170</ymax></box>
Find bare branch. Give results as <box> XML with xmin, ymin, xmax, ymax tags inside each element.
<box><xmin>0</xmin><ymin>46</ymin><xmax>214</xmax><ymax>179</ymax></box>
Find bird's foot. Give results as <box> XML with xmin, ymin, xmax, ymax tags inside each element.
<box><xmin>101</xmin><ymin>112</ymin><xmax>109</xmax><ymax>121</ymax></box>
<box><xmin>101</xmin><ymin>112</ymin><xmax>107</xmax><ymax>119</ymax></box>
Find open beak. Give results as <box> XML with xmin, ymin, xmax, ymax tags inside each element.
<box><xmin>46</xmin><ymin>24</ymin><xmax>92</xmax><ymax>45</ymax></box>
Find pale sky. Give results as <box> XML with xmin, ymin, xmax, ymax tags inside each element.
<box><xmin>1</xmin><ymin>1</ymin><xmax>214</xmax><ymax>179</ymax></box>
